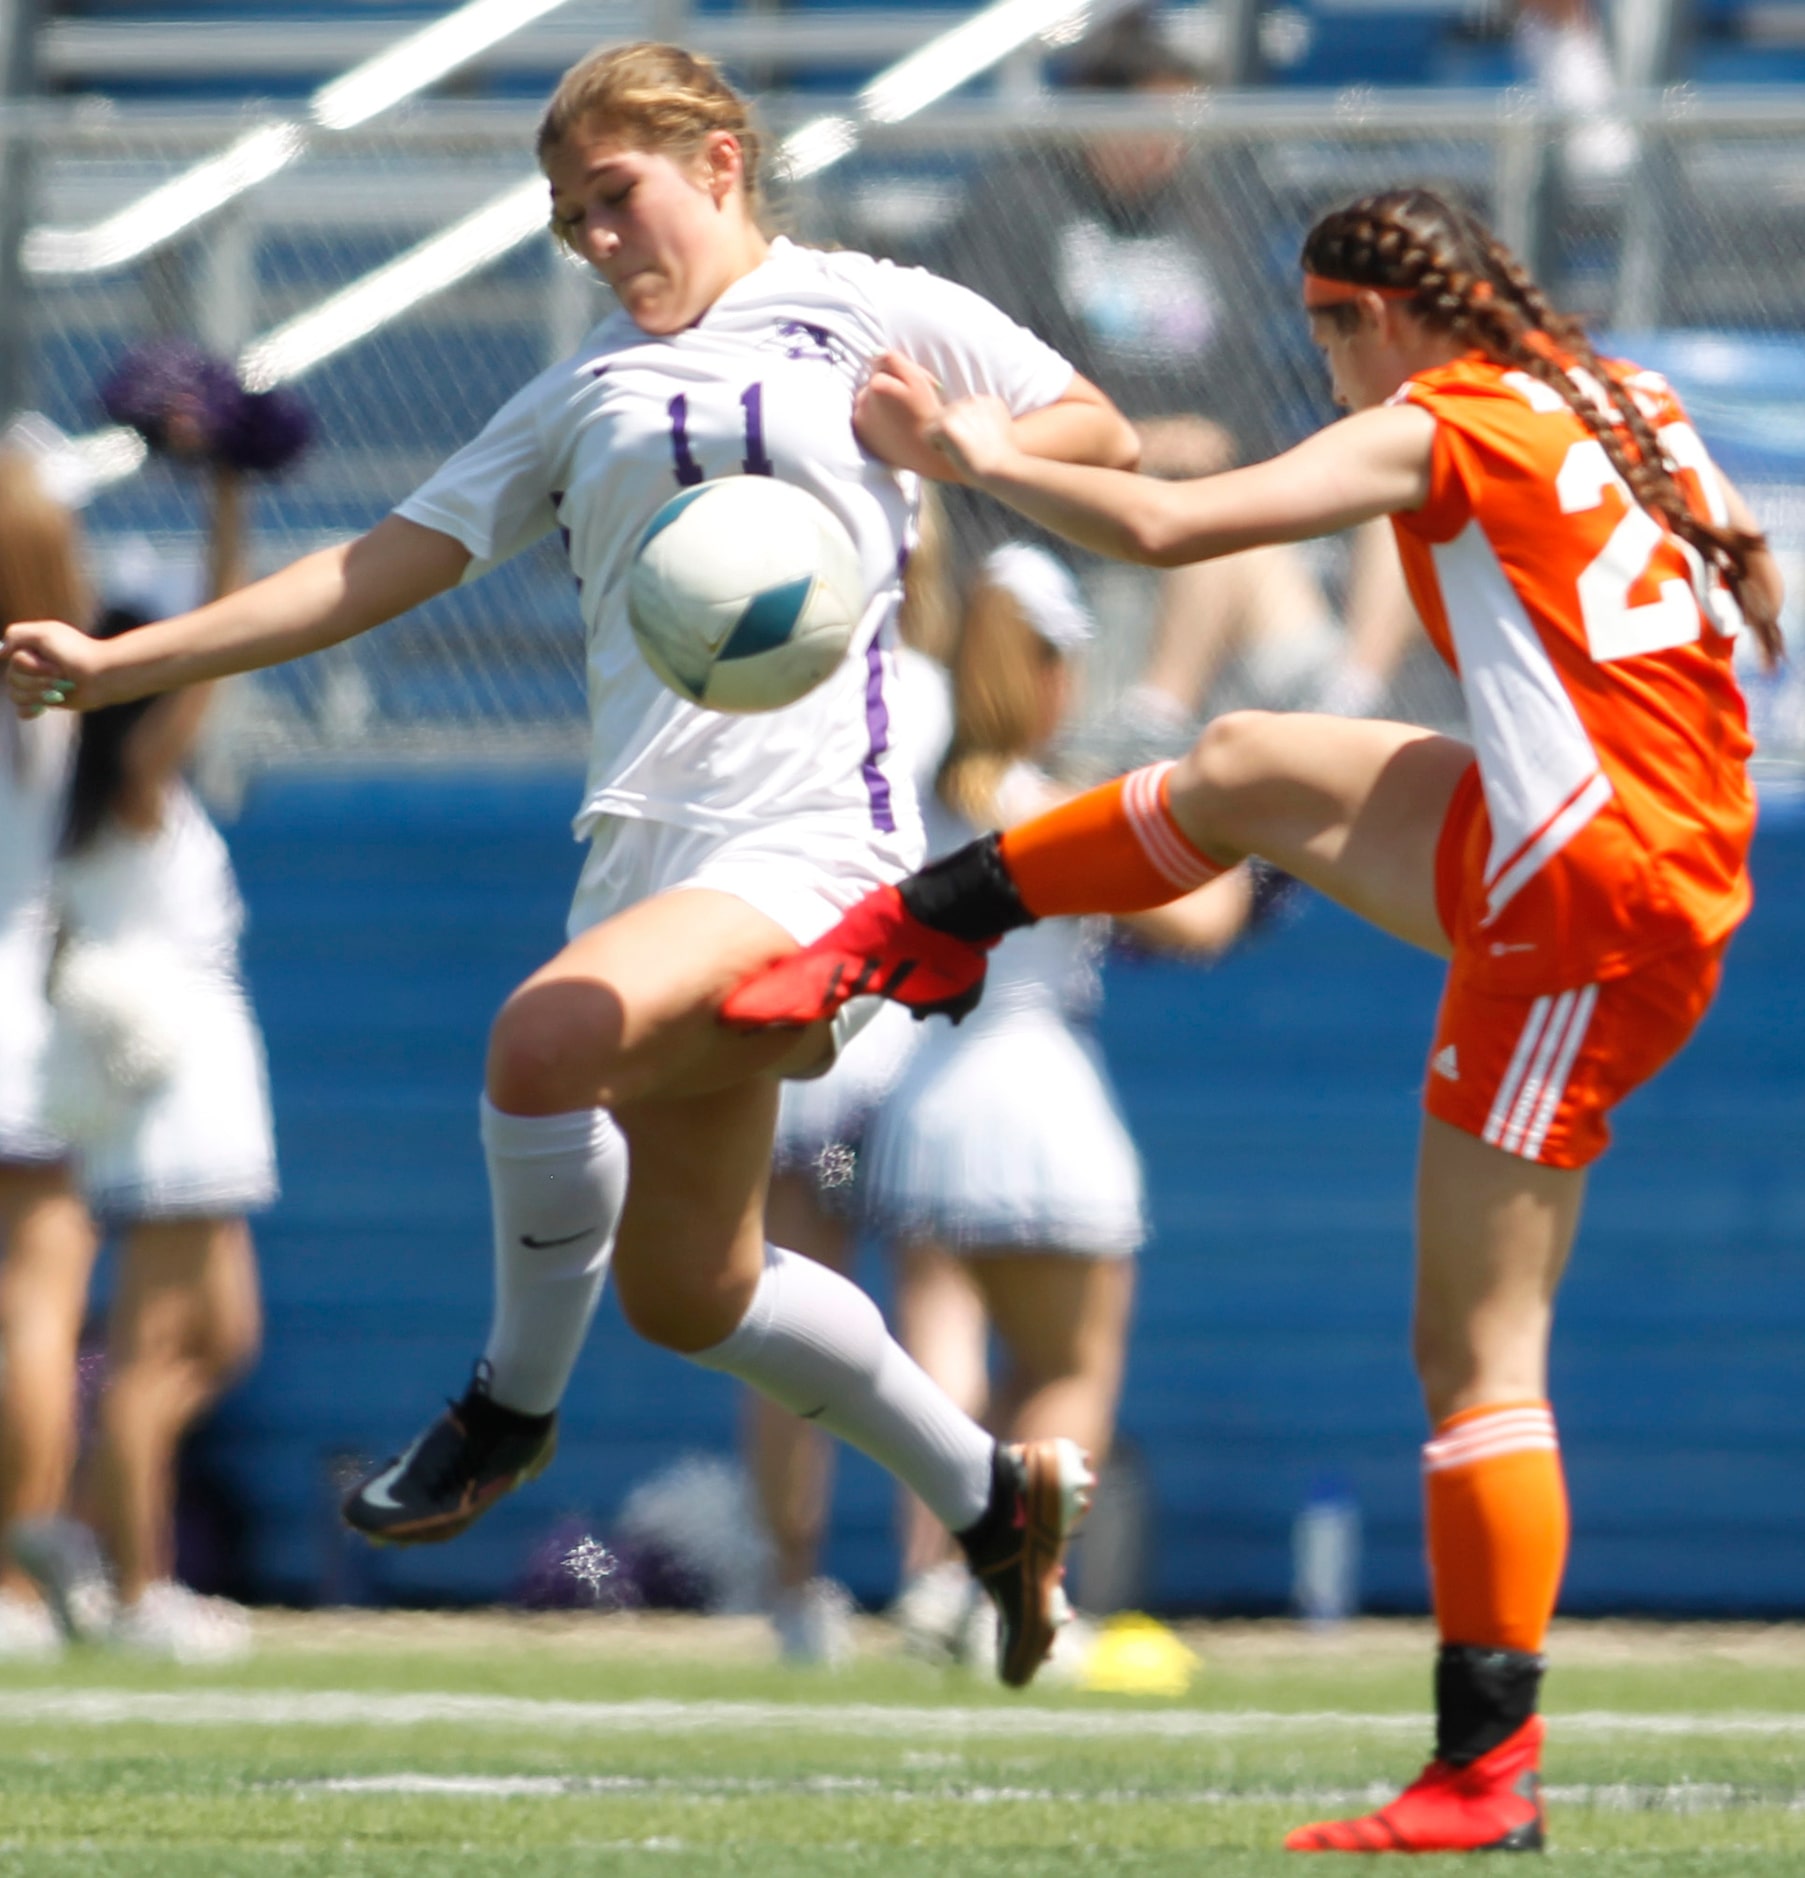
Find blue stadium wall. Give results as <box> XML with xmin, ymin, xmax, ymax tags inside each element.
<box><xmin>182</xmin><ymin>768</ymin><xmax>1805</xmax><ymax>1616</ymax></box>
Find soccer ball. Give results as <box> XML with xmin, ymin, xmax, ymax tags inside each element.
<box><xmin>627</xmin><ymin>476</ymin><xmax>865</xmax><ymax>713</ymax></box>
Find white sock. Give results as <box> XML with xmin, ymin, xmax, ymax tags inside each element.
<box><xmin>692</xmin><ymin>1244</ymin><xmax>994</xmax><ymax>1533</ymax></box>
<box><xmin>479</xmin><ymin>1096</ymin><xmax>628</xmax><ymax>1416</ymax></box>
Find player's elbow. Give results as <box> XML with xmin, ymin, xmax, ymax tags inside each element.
<box><xmin>1131</xmin><ymin>490</ymin><xmax>1199</xmax><ymax>567</ymax></box>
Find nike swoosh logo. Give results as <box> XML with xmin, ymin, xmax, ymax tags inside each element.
<box><xmin>520</xmin><ymin>1226</ymin><xmax>600</xmax><ymax>1250</ymax></box>
<box><xmin>359</xmin><ymin>1438</ymin><xmax>425</xmax><ymax>1511</ymax></box>
<box><xmin>800</xmin><ymin>1405</ymin><xmax>827</xmax><ymax>1421</ymax></box>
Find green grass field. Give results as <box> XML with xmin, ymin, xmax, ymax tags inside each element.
<box><xmin>3</xmin><ymin>1612</ymin><xmax>1805</xmax><ymax>1874</ymax></box>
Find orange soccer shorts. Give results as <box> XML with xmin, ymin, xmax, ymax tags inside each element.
<box><xmin>1425</xmin><ymin>916</ymin><xmax>1727</xmax><ymax>1170</ymax></box>
<box><xmin>1425</xmin><ymin>764</ymin><xmax>1730</xmax><ymax>1168</ymax></box>
<box><xmin>1422</xmin><ymin>943</ymin><xmax>1723</xmax><ymax>1168</ymax></box>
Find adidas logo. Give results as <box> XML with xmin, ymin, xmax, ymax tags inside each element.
<box><xmin>1431</xmin><ymin>1044</ymin><xmax>1460</xmax><ymax>1082</ymax></box>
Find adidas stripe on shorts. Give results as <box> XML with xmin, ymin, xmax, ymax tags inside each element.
<box><xmin>1422</xmin><ymin>939</ymin><xmax>1726</xmax><ymax>1168</ymax></box>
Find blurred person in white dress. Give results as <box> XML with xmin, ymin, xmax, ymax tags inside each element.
<box><xmin>2</xmin><ymin>459</ymin><xmax>273</xmax><ymax>1663</ymax></box>
<box><xmin>863</xmin><ymin>544</ymin><xmax>1275</xmax><ymax>1664</ymax></box>
<box><xmin>937</xmin><ymin>15</ymin><xmax>1423</xmax><ymax>756</ymax></box>
<box><xmin>36</xmin><ymin>596</ymin><xmax>274</xmax><ymax>1661</ymax></box>
<box><xmin>0</xmin><ymin>451</ymin><xmax>98</xmax><ymax>1662</ymax></box>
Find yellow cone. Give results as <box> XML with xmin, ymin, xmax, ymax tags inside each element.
<box><xmin>1075</xmin><ymin>1612</ymin><xmax>1200</xmax><ymax>1697</ymax></box>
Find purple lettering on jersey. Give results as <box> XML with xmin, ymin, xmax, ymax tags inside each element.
<box><xmin>550</xmin><ymin>490</ymin><xmax>579</xmax><ymax>591</ymax></box>
<box><xmin>860</xmin><ymin>635</ymin><xmax>895</xmax><ymax>834</ymax></box>
<box><xmin>774</xmin><ymin>320</ymin><xmax>857</xmax><ymax>372</ymax></box>
<box><xmin>739</xmin><ymin>382</ymin><xmax>773</xmax><ymax>476</ymax></box>
<box><xmin>666</xmin><ymin>394</ymin><xmax>704</xmax><ymax>487</ymax></box>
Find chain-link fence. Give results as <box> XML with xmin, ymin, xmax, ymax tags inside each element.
<box><xmin>10</xmin><ymin>89</ymin><xmax>1805</xmax><ymax>779</ymax></box>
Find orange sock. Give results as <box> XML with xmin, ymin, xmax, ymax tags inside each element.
<box><xmin>998</xmin><ymin>762</ymin><xmax>1225</xmax><ymax>919</ymax></box>
<box><xmin>1423</xmin><ymin>1401</ymin><xmax>1569</xmax><ymax>1655</ymax></box>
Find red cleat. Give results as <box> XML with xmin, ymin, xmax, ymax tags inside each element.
<box><xmin>721</xmin><ymin>883</ymin><xmax>993</xmax><ymax>1029</ymax></box>
<box><xmin>1284</xmin><ymin>1717</ymin><xmax>1545</xmax><ymax>1854</ymax></box>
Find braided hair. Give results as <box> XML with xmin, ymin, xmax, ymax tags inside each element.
<box><xmin>1302</xmin><ymin>188</ymin><xmax>1782</xmax><ymax>667</ymax></box>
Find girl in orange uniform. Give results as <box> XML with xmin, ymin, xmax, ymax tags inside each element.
<box><xmin>725</xmin><ymin>188</ymin><xmax>1783</xmax><ymax>1853</ymax></box>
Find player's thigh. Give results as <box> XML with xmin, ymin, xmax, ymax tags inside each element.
<box><xmin>966</xmin><ymin>1251</ymin><xmax>1135</xmax><ymax>1387</ymax></box>
<box><xmin>488</xmin><ymin>887</ymin><xmax>832</xmax><ymax>1113</ymax></box>
<box><xmin>1169</xmin><ymin>711</ymin><xmax>1469</xmax><ymax>957</ymax></box>
<box><xmin>1412</xmin><ymin>1116</ymin><xmax>1586</xmax><ymax>1419</ymax></box>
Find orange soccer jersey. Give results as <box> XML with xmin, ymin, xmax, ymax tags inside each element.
<box><xmin>1391</xmin><ymin>354</ymin><xmax>1756</xmax><ymax>997</ymax></box>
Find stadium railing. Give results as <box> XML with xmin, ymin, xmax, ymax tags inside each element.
<box><xmin>8</xmin><ymin>86</ymin><xmax>1805</xmax><ymax>776</ymax></box>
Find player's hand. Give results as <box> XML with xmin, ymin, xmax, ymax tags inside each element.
<box><xmin>2</xmin><ymin>620</ymin><xmax>104</xmax><ymax>717</ymax></box>
<box><xmin>926</xmin><ymin>396</ymin><xmax>1020</xmax><ymax>483</ymax></box>
<box><xmin>853</xmin><ymin>349</ymin><xmax>954</xmax><ymax>479</ymax></box>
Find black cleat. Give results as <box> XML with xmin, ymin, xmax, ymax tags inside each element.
<box><xmin>342</xmin><ymin>1362</ymin><xmax>557</xmax><ymax>1547</ymax></box>
<box><xmin>956</xmin><ymin>1439</ymin><xmax>1094</xmax><ymax>1688</ymax></box>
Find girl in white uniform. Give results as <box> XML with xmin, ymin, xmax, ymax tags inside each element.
<box><xmin>864</xmin><ymin>545</ymin><xmax>1254</xmax><ymax>1655</ymax></box>
<box><xmin>38</xmin><ymin>605</ymin><xmax>271</xmax><ymax>1660</ymax></box>
<box><xmin>0</xmin><ymin>451</ymin><xmax>95</xmax><ymax>1662</ymax></box>
<box><xmin>6</xmin><ymin>44</ymin><xmax>1139</xmax><ymax>1685</ymax></box>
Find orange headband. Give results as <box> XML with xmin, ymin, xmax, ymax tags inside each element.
<box><xmin>1300</xmin><ymin>273</ymin><xmax>1415</xmax><ymax>309</ymax></box>
<box><xmin>1302</xmin><ymin>273</ymin><xmax>1500</xmax><ymax>311</ymax></box>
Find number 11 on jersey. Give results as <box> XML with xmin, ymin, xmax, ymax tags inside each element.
<box><xmin>667</xmin><ymin>383</ymin><xmax>773</xmax><ymax>487</ymax></box>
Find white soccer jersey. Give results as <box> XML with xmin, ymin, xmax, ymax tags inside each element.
<box><xmin>397</xmin><ymin>238</ymin><xmax>1075</xmax><ymax>842</ymax></box>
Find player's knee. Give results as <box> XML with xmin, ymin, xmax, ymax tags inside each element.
<box><xmin>487</xmin><ymin>981</ymin><xmax>625</xmax><ymax>1113</ymax></box>
<box><xmin>613</xmin><ymin>1272</ymin><xmax>717</xmax><ymax>1356</ymax></box>
<box><xmin>1177</xmin><ymin>709</ymin><xmax>1282</xmax><ymax>804</ymax></box>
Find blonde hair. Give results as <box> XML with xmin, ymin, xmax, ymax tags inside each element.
<box><xmin>537</xmin><ymin>42</ymin><xmax>768</xmax><ymax>241</ymax></box>
<box><xmin>0</xmin><ymin>450</ymin><xmax>90</xmax><ymax>633</ymax></box>
<box><xmin>937</xmin><ymin>576</ymin><xmax>1062</xmax><ymax>830</ymax></box>
<box><xmin>897</xmin><ymin>485</ymin><xmax>956</xmax><ymax>665</ymax></box>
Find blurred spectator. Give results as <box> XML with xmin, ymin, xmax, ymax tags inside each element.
<box><xmin>1516</xmin><ymin>0</ymin><xmax>1635</xmax><ymax>181</ymax></box>
<box><xmin>862</xmin><ymin>544</ymin><xmax>1263</xmax><ymax>1670</ymax></box>
<box><xmin>2</xmin><ymin>463</ymin><xmax>274</xmax><ymax>1663</ymax></box>
<box><xmin>0</xmin><ymin>450</ymin><xmax>98</xmax><ymax>1663</ymax></box>
<box><xmin>935</xmin><ymin>12</ymin><xmax>1420</xmax><ymax>750</ymax></box>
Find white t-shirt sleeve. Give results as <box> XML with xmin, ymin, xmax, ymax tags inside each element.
<box><xmin>392</xmin><ymin>374</ymin><xmax>557</xmax><ymax>574</ymax></box>
<box><xmin>869</xmin><ymin>260</ymin><xmax>1076</xmax><ymax>416</ymax></box>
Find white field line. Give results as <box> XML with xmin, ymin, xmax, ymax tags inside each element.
<box><xmin>7</xmin><ymin>1690</ymin><xmax>1805</xmax><ymax>1740</ymax></box>
<box><xmin>286</xmin><ymin>1772</ymin><xmax>1805</xmax><ymax>1814</ymax></box>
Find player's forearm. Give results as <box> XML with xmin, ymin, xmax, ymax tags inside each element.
<box><xmin>966</xmin><ymin>453</ymin><xmax>1228</xmax><ymax>567</ymax></box>
<box><xmin>87</xmin><ymin>517</ymin><xmax>468</xmax><ymax>706</ymax></box>
<box><xmin>85</xmin><ymin>545</ymin><xmax>363</xmax><ymax>704</ymax></box>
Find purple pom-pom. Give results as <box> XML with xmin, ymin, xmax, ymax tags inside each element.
<box><xmin>100</xmin><ymin>340</ymin><xmax>241</xmax><ymax>461</ymax></box>
<box><xmin>100</xmin><ymin>339</ymin><xmax>314</xmax><ymax>476</ymax></box>
<box><xmin>221</xmin><ymin>384</ymin><xmax>313</xmax><ymax>475</ymax></box>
